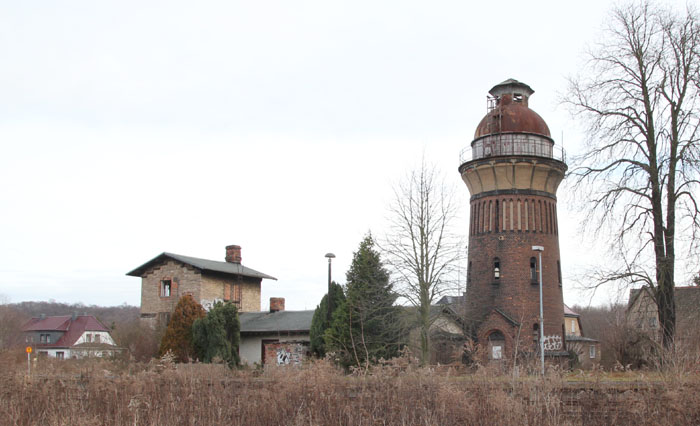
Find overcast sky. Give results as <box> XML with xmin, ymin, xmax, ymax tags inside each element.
<box><xmin>2</xmin><ymin>0</ymin><xmax>686</xmax><ymax>311</ymax></box>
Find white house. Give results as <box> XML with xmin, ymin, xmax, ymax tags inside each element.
<box><xmin>22</xmin><ymin>314</ymin><xmax>121</xmax><ymax>359</ymax></box>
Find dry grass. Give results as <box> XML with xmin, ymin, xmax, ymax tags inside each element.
<box><xmin>1</xmin><ymin>351</ymin><xmax>699</xmax><ymax>425</ymax></box>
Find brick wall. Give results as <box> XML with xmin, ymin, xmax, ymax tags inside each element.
<box><xmin>200</xmin><ymin>274</ymin><xmax>262</xmax><ymax>312</ymax></box>
<box><xmin>263</xmin><ymin>341</ymin><xmax>309</xmax><ymax>366</ymax></box>
<box><xmin>465</xmin><ymin>193</ymin><xmax>565</xmax><ymax>355</ymax></box>
<box><xmin>140</xmin><ymin>260</ymin><xmax>202</xmax><ymax>327</ymax></box>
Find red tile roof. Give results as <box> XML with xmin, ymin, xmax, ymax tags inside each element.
<box><xmin>22</xmin><ymin>315</ymin><xmax>111</xmax><ymax>348</ymax></box>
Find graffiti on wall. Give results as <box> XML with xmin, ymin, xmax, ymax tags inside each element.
<box><xmin>542</xmin><ymin>335</ymin><xmax>562</xmax><ymax>351</ymax></box>
<box><xmin>276</xmin><ymin>344</ymin><xmax>305</xmax><ymax>366</ymax></box>
<box><xmin>200</xmin><ymin>298</ymin><xmax>223</xmax><ymax>311</ymax></box>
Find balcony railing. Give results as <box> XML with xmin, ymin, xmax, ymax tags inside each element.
<box><xmin>460</xmin><ymin>133</ymin><xmax>566</xmax><ymax>164</ymax></box>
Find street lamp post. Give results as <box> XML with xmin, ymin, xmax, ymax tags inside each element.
<box><xmin>532</xmin><ymin>245</ymin><xmax>545</xmax><ymax>376</ymax></box>
<box><xmin>325</xmin><ymin>253</ymin><xmax>336</xmax><ymax>323</ymax></box>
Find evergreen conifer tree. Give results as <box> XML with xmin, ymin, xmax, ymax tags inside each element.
<box><xmin>192</xmin><ymin>301</ymin><xmax>240</xmax><ymax>367</ymax></box>
<box><xmin>325</xmin><ymin>234</ymin><xmax>401</xmax><ymax>368</ymax></box>
<box><xmin>158</xmin><ymin>294</ymin><xmax>206</xmax><ymax>362</ymax></box>
<box><xmin>309</xmin><ymin>281</ymin><xmax>345</xmax><ymax>357</ymax></box>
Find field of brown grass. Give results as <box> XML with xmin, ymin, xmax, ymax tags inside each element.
<box><xmin>1</xmin><ymin>352</ymin><xmax>699</xmax><ymax>425</ymax></box>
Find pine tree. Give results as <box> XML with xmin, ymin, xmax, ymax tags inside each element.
<box><xmin>192</xmin><ymin>301</ymin><xmax>240</xmax><ymax>367</ymax></box>
<box><xmin>309</xmin><ymin>281</ymin><xmax>345</xmax><ymax>357</ymax></box>
<box><xmin>158</xmin><ymin>294</ymin><xmax>206</xmax><ymax>362</ymax></box>
<box><xmin>325</xmin><ymin>234</ymin><xmax>402</xmax><ymax>368</ymax></box>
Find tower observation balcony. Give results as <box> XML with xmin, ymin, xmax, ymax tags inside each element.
<box><xmin>459</xmin><ymin>133</ymin><xmax>566</xmax><ymax>165</ymax></box>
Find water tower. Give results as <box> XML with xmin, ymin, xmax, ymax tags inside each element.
<box><xmin>459</xmin><ymin>79</ymin><xmax>568</xmax><ymax>361</ymax></box>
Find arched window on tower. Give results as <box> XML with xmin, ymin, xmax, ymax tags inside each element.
<box><xmin>533</xmin><ymin>323</ymin><xmax>540</xmax><ymax>349</ymax></box>
<box><xmin>487</xmin><ymin>331</ymin><xmax>505</xmax><ymax>360</ymax></box>
<box><xmin>530</xmin><ymin>257</ymin><xmax>538</xmax><ymax>284</ymax></box>
<box><xmin>493</xmin><ymin>258</ymin><xmax>501</xmax><ymax>280</ymax></box>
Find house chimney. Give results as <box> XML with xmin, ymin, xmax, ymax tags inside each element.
<box><xmin>225</xmin><ymin>245</ymin><xmax>242</xmax><ymax>263</ymax></box>
<box><xmin>72</xmin><ymin>312</ymin><xmax>78</xmax><ymax>321</ymax></box>
<box><xmin>270</xmin><ymin>297</ymin><xmax>285</xmax><ymax>313</ymax></box>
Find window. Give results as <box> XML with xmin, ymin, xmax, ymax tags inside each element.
<box><xmin>86</xmin><ymin>334</ymin><xmax>92</xmax><ymax>343</ymax></box>
<box><xmin>649</xmin><ymin>317</ymin><xmax>658</xmax><ymax>328</ymax></box>
<box><xmin>95</xmin><ymin>334</ymin><xmax>101</xmax><ymax>344</ymax></box>
<box><xmin>160</xmin><ymin>279</ymin><xmax>172</xmax><ymax>297</ymax></box>
<box><xmin>56</xmin><ymin>352</ymin><xmax>64</xmax><ymax>360</ymax></box>
<box><xmin>570</xmin><ymin>319</ymin><xmax>576</xmax><ymax>333</ymax></box>
<box><xmin>493</xmin><ymin>258</ymin><xmax>501</xmax><ymax>280</ymax></box>
<box><xmin>513</xmin><ymin>93</ymin><xmax>523</xmax><ymax>103</ymax></box>
<box><xmin>488</xmin><ymin>331</ymin><xmax>505</xmax><ymax>360</ymax></box>
<box><xmin>530</xmin><ymin>257</ymin><xmax>538</xmax><ymax>283</ymax></box>
<box><xmin>589</xmin><ymin>345</ymin><xmax>596</xmax><ymax>359</ymax></box>
<box><xmin>557</xmin><ymin>261</ymin><xmax>562</xmax><ymax>286</ymax></box>
<box><xmin>40</xmin><ymin>334</ymin><xmax>50</xmax><ymax>344</ymax></box>
<box><xmin>467</xmin><ymin>262</ymin><xmax>472</xmax><ymax>284</ymax></box>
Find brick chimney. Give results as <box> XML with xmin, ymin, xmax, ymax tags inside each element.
<box><xmin>270</xmin><ymin>297</ymin><xmax>285</xmax><ymax>313</ymax></box>
<box><xmin>225</xmin><ymin>245</ymin><xmax>242</xmax><ymax>263</ymax></box>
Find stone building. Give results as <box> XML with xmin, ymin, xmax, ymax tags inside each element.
<box><xmin>627</xmin><ymin>286</ymin><xmax>700</xmax><ymax>348</ymax></box>
<box><xmin>127</xmin><ymin>245</ymin><xmax>277</xmax><ymax>327</ymax></box>
<box><xmin>458</xmin><ymin>79</ymin><xmax>568</xmax><ymax>362</ymax></box>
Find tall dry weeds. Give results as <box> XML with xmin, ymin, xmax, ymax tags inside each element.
<box><xmin>0</xmin><ymin>351</ymin><xmax>698</xmax><ymax>425</ymax></box>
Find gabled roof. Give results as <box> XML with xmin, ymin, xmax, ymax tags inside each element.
<box><xmin>564</xmin><ymin>304</ymin><xmax>580</xmax><ymax>317</ymax></box>
<box><xmin>126</xmin><ymin>252</ymin><xmax>277</xmax><ymax>280</ymax></box>
<box><xmin>435</xmin><ymin>295</ymin><xmax>465</xmax><ymax>305</ymax></box>
<box><xmin>239</xmin><ymin>310</ymin><xmax>314</xmax><ymax>334</ymax></box>
<box><xmin>22</xmin><ymin>315</ymin><xmax>112</xmax><ymax>348</ymax></box>
<box><xmin>628</xmin><ymin>286</ymin><xmax>700</xmax><ymax>315</ymax></box>
<box><xmin>493</xmin><ymin>308</ymin><xmax>520</xmax><ymax>327</ymax></box>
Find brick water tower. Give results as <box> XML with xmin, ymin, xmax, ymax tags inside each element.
<box><xmin>459</xmin><ymin>79</ymin><xmax>567</xmax><ymax>362</ymax></box>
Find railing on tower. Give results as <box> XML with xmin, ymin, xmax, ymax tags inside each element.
<box><xmin>460</xmin><ymin>133</ymin><xmax>566</xmax><ymax>164</ymax></box>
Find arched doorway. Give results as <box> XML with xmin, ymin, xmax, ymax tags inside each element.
<box><xmin>487</xmin><ymin>331</ymin><xmax>505</xmax><ymax>360</ymax></box>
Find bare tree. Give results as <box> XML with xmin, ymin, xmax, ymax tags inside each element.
<box><xmin>0</xmin><ymin>295</ymin><xmax>27</xmax><ymax>350</ymax></box>
<box><xmin>565</xmin><ymin>1</ymin><xmax>700</xmax><ymax>349</ymax></box>
<box><xmin>383</xmin><ymin>160</ymin><xmax>464</xmax><ymax>365</ymax></box>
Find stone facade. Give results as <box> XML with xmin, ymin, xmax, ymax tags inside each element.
<box><xmin>139</xmin><ymin>260</ymin><xmax>202</xmax><ymax>328</ymax></box>
<box><xmin>129</xmin><ymin>246</ymin><xmax>276</xmax><ymax>328</ymax></box>
<box><xmin>200</xmin><ymin>273</ymin><xmax>261</xmax><ymax>313</ymax></box>
<box><xmin>627</xmin><ymin>286</ymin><xmax>700</xmax><ymax>346</ymax></box>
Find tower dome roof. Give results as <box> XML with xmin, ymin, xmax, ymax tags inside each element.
<box><xmin>474</xmin><ymin>79</ymin><xmax>551</xmax><ymax>139</ymax></box>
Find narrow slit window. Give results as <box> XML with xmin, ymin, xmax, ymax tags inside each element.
<box><xmin>557</xmin><ymin>260</ymin><xmax>562</xmax><ymax>286</ymax></box>
<box><xmin>494</xmin><ymin>258</ymin><xmax>501</xmax><ymax>280</ymax></box>
<box><xmin>530</xmin><ymin>257</ymin><xmax>538</xmax><ymax>284</ymax></box>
